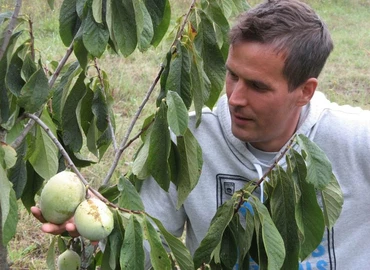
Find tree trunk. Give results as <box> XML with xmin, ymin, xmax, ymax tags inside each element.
<box><xmin>0</xmin><ymin>208</ymin><xmax>10</xmax><ymax>270</ymax></box>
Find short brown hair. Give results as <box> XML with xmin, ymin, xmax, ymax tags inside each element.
<box><xmin>229</xmin><ymin>0</ymin><xmax>333</xmax><ymax>91</ymax></box>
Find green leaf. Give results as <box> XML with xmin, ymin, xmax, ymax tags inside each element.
<box><xmin>18</xmin><ymin>67</ymin><xmax>50</xmax><ymax>113</ymax></box>
<box><xmin>166</xmin><ymin>91</ymin><xmax>188</xmax><ymax>136</ymax></box>
<box><xmin>120</xmin><ymin>215</ymin><xmax>145</xmax><ymax>270</ymax></box>
<box><xmin>101</xmin><ymin>227</ymin><xmax>123</xmax><ymax>270</ymax></box>
<box><xmin>176</xmin><ymin>128</ymin><xmax>203</xmax><ymax>208</ymax></box>
<box><xmin>0</xmin><ymin>166</ymin><xmax>18</xmax><ymax>246</ymax></box>
<box><xmin>296</xmin><ymin>134</ymin><xmax>332</xmax><ymax>190</ymax></box>
<box><xmin>28</xmin><ymin>113</ymin><xmax>59</xmax><ymax>181</ymax></box>
<box><xmin>219</xmin><ymin>225</ymin><xmax>237</xmax><ymax>269</ymax></box>
<box><xmin>92</xmin><ymin>0</ymin><xmax>103</xmax><ymax>23</ymax></box>
<box><xmin>321</xmin><ymin>173</ymin><xmax>343</xmax><ymax>230</ymax></box>
<box><xmin>117</xmin><ymin>176</ymin><xmax>145</xmax><ymax>211</ymax></box>
<box><xmin>8</xmin><ymin>142</ymin><xmax>27</xmax><ymax>199</ymax></box>
<box><xmin>0</xmin><ymin>143</ymin><xmax>17</xmax><ymax>169</ymax></box>
<box><xmin>61</xmin><ymin>71</ymin><xmax>86</xmax><ymax>152</ymax></box>
<box><xmin>5</xmin><ymin>45</ymin><xmax>25</xmax><ymax>96</ymax></box>
<box><xmin>269</xmin><ymin>166</ymin><xmax>299</xmax><ymax>269</ymax></box>
<box><xmin>195</xmin><ymin>10</ymin><xmax>226</xmax><ymax>109</ymax></box>
<box><xmin>109</xmin><ymin>0</ymin><xmax>137</xmax><ymax>57</ymax></box>
<box><xmin>166</xmin><ymin>43</ymin><xmax>192</xmax><ymax>109</ymax></box>
<box><xmin>46</xmin><ymin>236</ymin><xmax>57</xmax><ymax>270</ymax></box>
<box><xmin>147</xmin><ymin>0</ymin><xmax>171</xmax><ymax>47</ymax></box>
<box><xmin>21</xmin><ymin>53</ymin><xmax>37</xmax><ymax>81</ymax></box>
<box><xmin>59</xmin><ymin>0</ymin><xmax>80</xmax><ymax>46</ymax></box>
<box><xmin>21</xmin><ymin>162</ymin><xmax>44</xmax><ymax>211</ymax></box>
<box><xmin>147</xmin><ymin>101</ymin><xmax>171</xmax><ymax>191</ymax></box>
<box><xmin>249</xmin><ymin>196</ymin><xmax>285</xmax><ymax>270</ymax></box>
<box><xmin>73</xmin><ymin>29</ymin><xmax>89</xmax><ymax>69</ymax></box>
<box><xmin>51</xmin><ymin>61</ymin><xmax>81</xmax><ymax>124</ymax></box>
<box><xmin>190</xmin><ymin>48</ymin><xmax>210</xmax><ymax>127</ymax></box>
<box><xmin>142</xmin><ymin>216</ymin><xmax>171</xmax><ymax>270</ymax></box>
<box><xmin>91</xmin><ymin>79</ymin><xmax>109</xmax><ymax>132</ymax></box>
<box><xmin>290</xmin><ymin>150</ymin><xmax>325</xmax><ymax>260</ymax></box>
<box><xmin>83</xmin><ymin>7</ymin><xmax>109</xmax><ymax>57</ymax></box>
<box><xmin>132</xmin><ymin>0</ymin><xmax>154</xmax><ymax>52</ymax></box>
<box><xmin>150</xmin><ymin>215</ymin><xmax>194</xmax><ymax>270</ymax></box>
<box><xmin>193</xmin><ymin>197</ymin><xmax>236</xmax><ymax>268</ymax></box>
<box><xmin>132</xmin><ymin>137</ymin><xmax>151</xmax><ymax>180</ymax></box>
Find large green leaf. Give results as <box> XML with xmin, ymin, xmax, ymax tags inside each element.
<box><xmin>59</xmin><ymin>0</ymin><xmax>80</xmax><ymax>46</ymax></box>
<box><xmin>101</xmin><ymin>227</ymin><xmax>123</xmax><ymax>270</ymax></box>
<box><xmin>0</xmin><ymin>166</ymin><xmax>18</xmax><ymax>245</ymax></box>
<box><xmin>92</xmin><ymin>0</ymin><xmax>103</xmax><ymax>23</ymax></box>
<box><xmin>249</xmin><ymin>196</ymin><xmax>285</xmax><ymax>270</ymax></box>
<box><xmin>296</xmin><ymin>134</ymin><xmax>332</xmax><ymax>190</ymax></box>
<box><xmin>290</xmin><ymin>150</ymin><xmax>325</xmax><ymax>260</ymax></box>
<box><xmin>146</xmin><ymin>0</ymin><xmax>171</xmax><ymax>47</ymax></box>
<box><xmin>193</xmin><ymin>197</ymin><xmax>236</xmax><ymax>268</ymax></box>
<box><xmin>166</xmin><ymin>43</ymin><xmax>192</xmax><ymax>109</ymax></box>
<box><xmin>150</xmin><ymin>215</ymin><xmax>194</xmax><ymax>270</ymax></box>
<box><xmin>120</xmin><ymin>215</ymin><xmax>145</xmax><ymax>270</ymax></box>
<box><xmin>147</xmin><ymin>101</ymin><xmax>171</xmax><ymax>191</ymax></box>
<box><xmin>18</xmin><ymin>67</ymin><xmax>50</xmax><ymax>113</ymax></box>
<box><xmin>61</xmin><ymin>71</ymin><xmax>86</xmax><ymax>152</ymax></box>
<box><xmin>28</xmin><ymin>112</ymin><xmax>59</xmax><ymax>181</ymax></box>
<box><xmin>190</xmin><ymin>49</ymin><xmax>210</xmax><ymax>127</ymax></box>
<box><xmin>117</xmin><ymin>176</ymin><xmax>145</xmax><ymax>211</ymax></box>
<box><xmin>195</xmin><ymin>10</ymin><xmax>226</xmax><ymax>109</ymax></box>
<box><xmin>5</xmin><ymin>44</ymin><xmax>25</xmax><ymax>96</ymax></box>
<box><xmin>142</xmin><ymin>216</ymin><xmax>171</xmax><ymax>270</ymax></box>
<box><xmin>21</xmin><ymin>162</ymin><xmax>44</xmax><ymax>211</ymax></box>
<box><xmin>46</xmin><ymin>236</ymin><xmax>57</xmax><ymax>270</ymax></box>
<box><xmin>0</xmin><ymin>31</ymin><xmax>22</xmax><ymax>124</ymax></box>
<box><xmin>133</xmin><ymin>0</ymin><xmax>154</xmax><ymax>52</ymax></box>
<box><xmin>91</xmin><ymin>78</ymin><xmax>109</xmax><ymax>132</ymax></box>
<box><xmin>321</xmin><ymin>173</ymin><xmax>343</xmax><ymax>230</ymax></box>
<box><xmin>83</xmin><ymin>7</ymin><xmax>109</xmax><ymax>57</ymax></box>
<box><xmin>176</xmin><ymin>128</ymin><xmax>203</xmax><ymax>208</ymax></box>
<box><xmin>270</xmin><ymin>166</ymin><xmax>299</xmax><ymax>269</ymax></box>
<box><xmin>108</xmin><ymin>0</ymin><xmax>137</xmax><ymax>57</ymax></box>
<box><xmin>51</xmin><ymin>61</ymin><xmax>81</xmax><ymax>124</ymax></box>
<box><xmin>166</xmin><ymin>91</ymin><xmax>188</xmax><ymax>136</ymax></box>
<box><xmin>8</xmin><ymin>142</ymin><xmax>27</xmax><ymax>199</ymax></box>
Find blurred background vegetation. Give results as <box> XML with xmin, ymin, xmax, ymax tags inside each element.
<box><xmin>1</xmin><ymin>0</ymin><xmax>369</xmax><ymax>268</ymax></box>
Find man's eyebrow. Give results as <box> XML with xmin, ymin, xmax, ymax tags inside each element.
<box><xmin>225</xmin><ymin>64</ymin><xmax>272</xmax><ymax>89</ymax></box>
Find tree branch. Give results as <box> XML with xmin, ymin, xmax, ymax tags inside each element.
<box><xmin>23</xmin><ymin>113</ymin><xmax>142</xmax><ymax>215</ymax></box>
<box><xmin>102</xmin><ymin>0</ymin><xmax>198</xmax><ymax>185</ymax></box>
<box><xmin>0</xmin><ymin>0</ymin><xmax>22</xmax><ymax>61</ymax></box>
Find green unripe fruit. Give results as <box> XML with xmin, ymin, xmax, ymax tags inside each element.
<box><xmin>57</xmin><ymin>249</ymin><xmax>81</xmax><ymax>270</ymax></box>
<box><xmin>74</xmin><ymin>198</ymin><xmax>114</xmax><ymax>241</ymax></box>
<box><xmin>40</xmin><ymin>171</ymin><xmax>85</xmax><ymax>224</ymax></box>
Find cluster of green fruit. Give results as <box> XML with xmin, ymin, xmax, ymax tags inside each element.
<box><xmin>39</xmin><ymin>171</ymin><xmax>114</xmax><ymax>269</ymax></box>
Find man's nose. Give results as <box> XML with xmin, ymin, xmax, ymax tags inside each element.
<box><xmin>228</xmin><ymin>80</ymin><xmax>248</xmax><ymax>107</ymax></box>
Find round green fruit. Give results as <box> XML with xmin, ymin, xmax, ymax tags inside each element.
<box><xmin>74</xmin><ymin>198</ymin><xmax>114</xmax><ymax>241</ymax></box>
<box><xmin>40</xmin><ymin>171</ymin><xmax>85</xmax><ymax>224</ymax></box>
<box><xmin>57</xmin><ymin>249</ymin><xmax>81</xmax><ymax>270</ymax></box>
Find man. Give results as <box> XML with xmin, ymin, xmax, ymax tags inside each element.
<box><xmin>139</xmin><ymin>0</ymin><xmax>370</xmax><ymax>269</ymax></box>
<box><xmin>33</xmin><ymin>0</ymin><xmax>370</xmax><ymax>269</ymax></box>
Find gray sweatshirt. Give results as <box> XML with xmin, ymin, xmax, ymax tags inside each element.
<box><xmin>141</xmin><ymin>91</ymin><xmax>370</xmax><ymax>269</ymax></box>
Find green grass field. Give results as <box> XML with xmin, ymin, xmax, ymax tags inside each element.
<box><xmin>3</xmin><ymin>0</ymin><xmax>370</xmax><ymax>268</ymax></box>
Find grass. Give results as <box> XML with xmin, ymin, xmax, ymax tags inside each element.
<box><xmin>3</xmin><ymin>0</ymin><xmax>370</xmax><ymax>268</ymax></box>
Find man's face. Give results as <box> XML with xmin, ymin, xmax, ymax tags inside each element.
<box><xmin>225</xmin><ymin>42</ymin><xmax>304</xmax><ymax>152</ymax></box>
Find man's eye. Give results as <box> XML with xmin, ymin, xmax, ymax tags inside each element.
<box><xmin>250</xmin><ymin>82</ymin><xmax>268</xmax><ymax>91</ymax></box>
<box><xmin>228</xmin><ymin>72</ymin><xmax>238</xmax><ymax>81</ymax></box>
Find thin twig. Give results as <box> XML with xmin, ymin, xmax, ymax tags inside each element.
<box><xmin>102</xmin><ymin>0</ymin><xmax>198</xmax><ymax>185</ymax></box>
<box><xmin>255</xmin><ymin>137</ymin><xmax>296</xmax><ymax>187</ymax></box>
<box><xmin>23</xmin><ymin>113</ymin><xmax>143</xmax><ymax>215</ymax></box>
<box><xmin>93</xmin><ymin>58</ymin><xmax>118</xmax><ymax>153</ymax></box>
<box><xmin>0</xmin><ymin>0</ymin><xmax>22</xmax><ymax>61</ymax></box>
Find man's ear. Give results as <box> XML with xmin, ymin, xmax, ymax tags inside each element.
<box><xmin>296</xmin><ymin>78</ymin><xmax>318</xmax><ymax>106</ymax></box>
